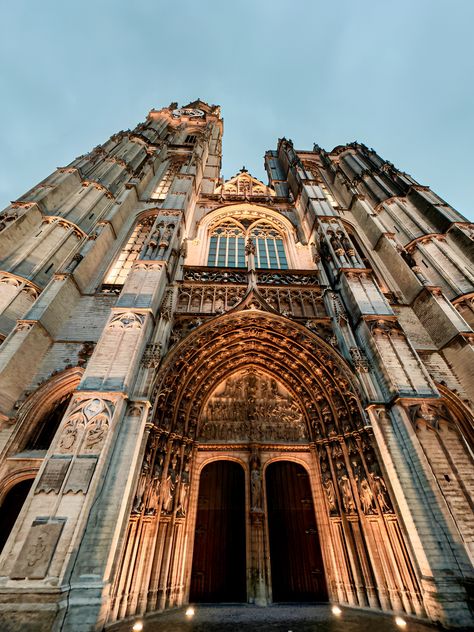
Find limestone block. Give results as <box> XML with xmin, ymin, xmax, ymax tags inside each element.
<box><xmin>340</xmin><ymin>272</ymin><xmax>393</xmax><ymax>318</ymax></box>
<box><xmin>441</xmin><ymin>336</ymin><xmax>474</xmax><ymax>402</ymax></box>
<box><xmin>412</xmin><ymin>289</ymin><xmax>471</xmax><ymax>348</ymax></box>
<box><xmin>0</xmin><ymin>322</ymin><xmax>52</xmax><ymax>418</ymax></box>
<box><xmin>79</xmin><ymin>311</ymin><xmax>152</xmax><ymax>392</ymax></box>
<box><xmin>25</xmin><ymin>277</ymin><xmax>80</xmax><ymax>338</ymax></box>
<box><xmin>0</xmin><ymin>205</ymin><xmax>43</xmax><ymax>261</ymax></box>
<box><xmin>358</xmin><ymin>320</ymin><xmax>437</xmax><ymax>399</ymax></box>
<box><xmin>0</xmin><ymin>275</ymin><xmax>38</xmax><ymax>337</ymax></box>
<box><xmin>393</xmin><ymin>306</ymin><xmax>436</xmax><ymax>351</ymax></box>
<box><xmin>116</xmin><ymin>262</ymin><xmax>168</xmax><ymax>314</ymax></box>
<box><xmin>56</xmin><ymin>295</ymin><xmax>117</xmax><ymax>343</ymax></box>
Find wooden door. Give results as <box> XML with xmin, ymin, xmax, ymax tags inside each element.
<box><xmin>266</xmin><ymin>461</ymin><xmax>327</xmax><ymax>602</ymax></box>
<box><xmin>190</xmin><ymin>460</ymin><xmax>246</xmax><ymax>602</ymax></box>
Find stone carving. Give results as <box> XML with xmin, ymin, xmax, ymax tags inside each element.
<box><xmin>77</xmin><ymin>341</ymin><xmax>95</xmax><ymax>367</ymax></box>
<box><xmin>10</xmin><ymin>520</ymin><xmax>64</xmax><ymax>580</ymax></box>
<box><xmin>336</xmin><ymin>461</ymin><xmax>356</xmax><ymax>514</ymax></box>
<box><xmin>35</xmin><ymin>457</ymin><xmax>71</xmax><ymax>494</ymax></box>
<box><xmin>15</xmin><ymin>321</ymin><xmax>33</xmax><ymax>332</ymax></box>
<box><xmin>177</xmin><ymin>284</ymin><xmax>245</xmax><ymax>314</ymax></box>
<box><xmin>161</xmin><ymin>451</ymin><xmax>176</xmax><ymax>514</ymax></box>
<box><xmin>250</xmin><ymin>449</ymin><xmax>263</xmax><ymax>512</ymax></box>
<box><xmin>63</xmin><ymin>457</ymin><xmax>97</xmax><ymax>493</ymax></box>
<box><xmin>323</xmin><ymin>474</ymin><xmax>337</xmax><ymax>514</ymax></box>
<box><xmin>199</xmin><ymin>369</ymin><xmax>307</xmax><ymax>443</ymax></box>
<box><xmin>256</xmin><ymin>271</ymin><xmax>319</xmax><ymax>286</ymax></box>
<box><xmin>142</xmin><ymin>343</ymin><xmax>162</xmax><ymax>368</ymax></box>
<box><xmin>108</xmin><ymin>312</ymin><xmax>144</xmax><ymax>329</ymax></box>
<box><xmin>82</xmin><ymin>417</ymin><xmax>108</xmax><ymax>453</ymax></box>
<box><xmin>57</xmin><ymin>397</ymin><xmax>113</xmax><ymax>454</ymax></box>
<box><xmin>58</xmin><ymin>418</ymin><xmax>81</xmax><ymax>453</ymax></box>
<box><xmin>183</xmin><ymin>267</ymin><xmax>248</xmax><ymax>284</ymax></box>
<box><xmin>349</xmin><ymin>346</ymin><xmax>370</xmax><ymax>372</ymax></box>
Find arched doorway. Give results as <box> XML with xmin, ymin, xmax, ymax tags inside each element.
<box><xmin>0</xmin><ymin>479</ymin><xmax>34</xmax><ymax>555</ymax></box>
<box><xmin>266</xmin><ymin>461</ymin><xmax>327</xmax><ymax>602</ymax></box>
<box><xmin>190</xmin><ymin>460</ymin><xmax>246</xmax><ymax>602</ymax></box>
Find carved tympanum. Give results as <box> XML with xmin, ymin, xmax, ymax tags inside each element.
<box><xmin>198</xmin><ymin>368</ymin><xmax>308</xmax><ymax>443</ymax></box>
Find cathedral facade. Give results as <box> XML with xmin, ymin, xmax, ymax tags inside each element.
<box><xmin>0</xmin><ymin>100</ymin><xmax>473</xmax><ymax>631</ymax></box>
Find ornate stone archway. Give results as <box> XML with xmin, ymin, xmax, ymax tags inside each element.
<box><xmin>108</xmin><ymin>309</ymin><xmax>424</xmax><ymax>623</ymax></box>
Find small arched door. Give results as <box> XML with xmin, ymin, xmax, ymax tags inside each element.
<box><xmin>190</xmin><ymin>460</ymin><xmax>246</xmax><ymax>602</ymax></box>
<box><xmin>266</xmin><ymin>461</ymin><xmax>327</xmax><ymax>602</ymax></box>
<box><xmin>0</xmin><ymin>479</ymin><xmax>34</xmax><ymax>555</ymax></box>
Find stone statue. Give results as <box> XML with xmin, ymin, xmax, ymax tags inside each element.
<box><xmin>323</xmin><ymin>475</ymin><xmax>337</xmax><ymax>513</ymax></box>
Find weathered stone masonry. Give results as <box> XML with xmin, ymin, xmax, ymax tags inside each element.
<box><xmin>0</xmin><ymin>101</ymin><xmax>472</xmax><ymax>631</ymax></box>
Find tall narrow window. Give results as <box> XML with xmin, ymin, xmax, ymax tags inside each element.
<box><xmin>103</xmin><ymin>216</ymin><xmax>176</xmax><ymax>288</ymax></box>
<box><xmin>103</xmin><ymin>217</ymin><xmax>155</xmax><ymax>286</ymax></box>
<box><xmin>250</xmin><ymin>222</ymin><xmax>288</xmax><ymax>269</ymax></box>
<box><xmin>151</xmin><ymin>159</ymin><xmax>183</xmax><ymax>201</ymax></box>
<box><xmin>207</xmin><ymin>218</ymin><xmax>288</xmax><ymax>269</ymax></box>
<box><xmin>207</xmin><ymin>221</ymin><xmax>246</xmax><ymax>268</ymax></box>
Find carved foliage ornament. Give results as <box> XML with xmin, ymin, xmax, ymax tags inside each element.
<box><xmin>108</xmin><ymin>312</ymin><xmax>145</xmax><ymax>330</ymax></box>
<box><xmin>57</xmin><ymin>396</ymin><xmax>114</xmax><ymax>455</ymax></box>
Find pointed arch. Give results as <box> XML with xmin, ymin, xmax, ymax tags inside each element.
<box><xmin>150</xmin><ymin>309</ymin><xmax>365</xmax><ymax>439</ymax></box>
<box><xmin>10</xmin><ymin>367</ymin><xmax>83</xmax><ymax>453</ymax></box>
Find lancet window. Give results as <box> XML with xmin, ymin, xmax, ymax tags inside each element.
<box><xmin>150</xmin><ymin>159</ymin><xmax>182</xmax><ymax>201</ymax></box>
<box><xmin>103</xmin><ymin>215</ymin><xmax>174</xmax><ymax>287</ymax></box>
<box><xmin>207</xmin><ymin>218</ymin><xmax>288</xmax><ymax>269</ymax></box>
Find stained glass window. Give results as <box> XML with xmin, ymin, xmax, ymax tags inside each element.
<box><xmin>207</xmin><ymin>219</ymin><xmax>288</xmax><ymax>269</ymax></box>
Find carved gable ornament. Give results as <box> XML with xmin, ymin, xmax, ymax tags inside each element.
<box><xmin>215</xmin><ymin>168</ymin><xmax>276</xmax><ymax>197</ymax></box>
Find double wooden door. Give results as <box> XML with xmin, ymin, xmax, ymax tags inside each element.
<box><xmin>190</xmin><ymin>460</ymin><xmax>246</xmax><ymax>602</ymax></box>
<box><xmin>189</xmin><ymin>459</ymin><xmax>327</xmax><ymax>603</ymax></box>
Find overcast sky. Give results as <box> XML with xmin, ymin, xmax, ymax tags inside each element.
<box><xmin>1</xmin><ymin>0</ymin><xmax>473</xmax><ymax>218</ymax></box>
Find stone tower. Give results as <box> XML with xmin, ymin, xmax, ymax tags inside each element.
<box><xmin>0</xmin><ymin>101</ymin><xmax>473</xmax><ymax>631</ymax></box>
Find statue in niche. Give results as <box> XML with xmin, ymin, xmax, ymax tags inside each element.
<box><xmin>146</xmin><ymin>452</ymin><xmax>165</xmax><ymax>515</ymax></box>
<box><xmin>369</xmin><ymin>470</ymin><xmax>392</xmax><ymax>513</ymax></box>
<box><xmin>323</xmin><ymin>473</ymin><xmax>338</xmax><ymax>514</ymax></box>
<box><xmin>177</xmin><ymin>458</ymin><xmax>191</xmax><ymax>516</ymax></box>
<box><xmin>359</xmin><ymin>476</ymin><xmax>376</xmax><ymax>514</ymax></box>
<box><xmin>250</xmin><ymin>450</ymin><xmax>263</xmax><ymax>511</ymax></box>
<box><xmin>336</xmin><ymin>461</ymin><xmax>356</xmax><ymax>513</ymax></box>
<box><xmin>162</xmin><ymin>451</ymin><xmax>178</xmax><ymax>514</ymax></box>
<box><xmin>159</xmin><ymin>224</ymin><xmax>174</xmax><ymax>255</ymax></box>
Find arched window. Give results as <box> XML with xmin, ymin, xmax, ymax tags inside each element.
<box><xmin>150</xmin><ymin>158</ymin><xmax>184</xmax><ymax>201</ymax></box>
<box><xmin>250</xmin><ymin>222</ymin><xmax>288</xmax><ymax>269</ymax></box>
<box><xmin>25</xmin><ymin>394</ymin><xmax>72</xmax><ymax>451</ymax></box>
<box><xmin>0</xmin><ymin>479</ymin><xmax>34</xmax><ymax>554</ymax></box>
<box><xmin>103</xmin><ymin>216</ymin><xmax>176</xmax><ymax>288</ymax></box>
<box><xmin>208</xmin><ymin>220</ymin><xmax>246</xmax><ymax>267</ymax></box>
<box><xmin>207</xmin><ymin>218</ymin><xmax>288</xmax><ymax>269</ymax></box>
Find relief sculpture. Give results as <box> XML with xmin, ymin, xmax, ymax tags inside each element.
<box><xmin>198</xmin><ymin>368</ymin><xmax>308</xmax><ymax>443</ymax></box>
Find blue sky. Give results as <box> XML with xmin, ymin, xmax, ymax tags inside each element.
<box><xmin>1</xmin><ymin>0</ymin><xmax>473</xmax><ymax>218</ymax></box>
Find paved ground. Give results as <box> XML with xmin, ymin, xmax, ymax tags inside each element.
<box><xmin>108</xmin><ymin>604</ymin><xmax>444</xmax><ymax>632</ymax></box>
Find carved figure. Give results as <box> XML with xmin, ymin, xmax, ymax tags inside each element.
<box><xmin>359</xmin><ymin>476</ymin><xmax>376</xmax><ymax>514</ymax></box>
<box><xmin>58</xmin><ymin>422</ymin><xmax>78</xmax><ymax>451</ymax></box>
<box><xmin>370</xmin><ymin>471</ymin><xmax>392</xmax><ymax>513</ymax></box>
<box><xmin>323</xmin><ymin>475</ymin><xmax>337</xmax><ymax>513</ymax></box>
<box><xmin>161</xmin><ymin>473</ymin><xmax>175</xmax><ymax>513</ymax></box>
<box><xmin>250</xmin><ymin>461</ymin><xmax>263</xmax><ymax>510</ymax></box>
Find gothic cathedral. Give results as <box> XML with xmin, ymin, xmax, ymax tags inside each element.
<box><xmin>0</xmin><ymin>101</ymin><xmax>473</xmax><ymax>631</ymax></box>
